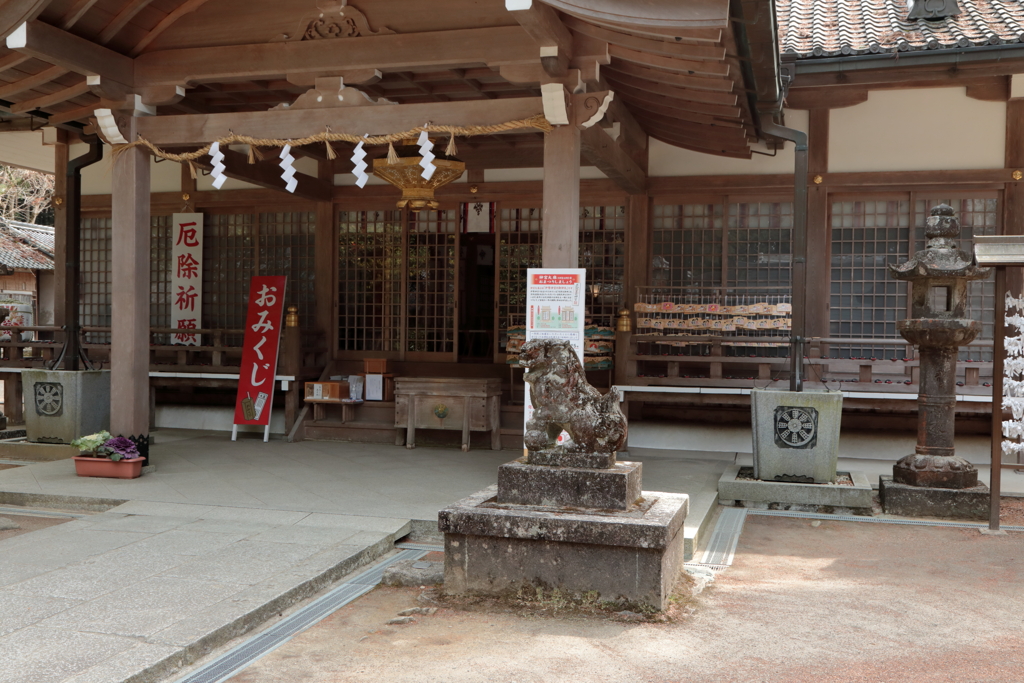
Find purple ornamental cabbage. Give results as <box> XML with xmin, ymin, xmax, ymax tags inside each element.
<box><xmin>100</xmin><ymin>436</ymin><xmax>140</xmax><ymax>461</ymax></box>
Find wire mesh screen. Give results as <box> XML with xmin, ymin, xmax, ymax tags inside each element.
<box><xmin>652</xmin><ymin>203</ymin><xmax>724</xmax><ymax>290</ymax></box>
<box><xmin>259</xmin><ymin>211</ymin><xmax>316</xmax><ymax>330</ymax></box>
<box><xmin>150</xmin><ymin>215</ymin><xmax>173</xmax><ymax>343</ymax></box>
<box><xmin>829</xmin><ymin>199</ymin><xmax>911</xmax><ymax>360</ymax></box>
<box><xmin>497</xmin><ymin>208</ymin><xmax>542</xmax><ymax>338</ymax></box>
<box><xmin>79</xmin><ymin>217</ymin><xmax>111</xmax><ymax>344</ymax></box>
<box><xmin>727</xmin><ymin>202</ymin><xmax>793</xmax><ymax>292</ymax></box>
<box><xmin>913</xmin><ymin>196</ymin><xmax>999</xmax><ymax>362</ymax></box>
<box><xmin>579</xmin><ymin>205</ymin><xmax>626</xmax><ymax>326</ymax></box>
<box><xmin>406</xmin><ymin>209</ymin><xmax>458</xmax><ymax>354</ymax></box>
<box><xmin>203</xmin><ymin>213</ymin><xmax>256</xmax><ymax>345</ymax></box>
<box><xmin>338</xmin><ymin>210</ymin><xmax>403</xmax><ymax>353</ymax></box>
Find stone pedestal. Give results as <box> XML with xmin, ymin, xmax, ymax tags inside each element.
<box><xmin>440</xmin><ymin>485</ymin><xmax>688</xmax><ymax>611</ymax></box>
<box><xmin>879</xmin><ymin>476</ymin><xmax>988</xmax><ymax>520</ymax></box>
<box><xmin>23</xmin><ymin>370</ymin><xmax>110</xmax><ymax>444</ymax></box>
<box><xmin>751</xmin><ymin>389</ymin><xmax>843</xmax><ymax>484</ymax></box>
<box><xmin>496</xmin><ymin>458</ymin><xmax>642</xmax><ymax>510</ymax></box>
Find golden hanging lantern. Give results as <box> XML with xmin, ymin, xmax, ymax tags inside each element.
<box><xmin>372</xmin><ymin>139</ymin><xmax>465</xmax><ymax>210</ymax></box>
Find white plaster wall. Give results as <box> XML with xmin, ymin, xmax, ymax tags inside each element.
<box><xmin>648</xmin><ymin>109</ymin><xmax>809</xmax><ymax>177</ymax></box>
<box><xmin>74</xmin><ymin>143</ymin><xmax>187</xmax><ymax>195</ymax></box>
<box><xmin>155</xmin><ymin>404</ymin><xmax>286</xmax><ymax>434</ymax></box>
<box><xmin>829</xmin><ymin>88</ymin><xmax>1005</xmax><ymax>172</ymax></box>
<box><xmin>0</xmin><ymin>131</ymin><xmax>53</xmax><ymax>173</ymax></box>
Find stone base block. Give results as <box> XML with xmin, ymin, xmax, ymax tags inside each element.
<box><xmin>439</xmin><ymin>485</ymin><xmax>688</xmax><ymax>611</ymax></box>
<box><xmin>751</xmin><ymin>389</ymin><xmax>842</xmax><ymax>484</ymax></box>
<box><xmin>527</xmin><ymin>449</ymin><xmax>616</xmax><ymax>469</ymax></box>
<box><xmin>497</xmin><ymin>458</ymin><xmax>641</xmax><ymax>511</ymax></box>
<box><xmin>718</xmin><ymin>465</ymin><xmax>873</xmax><ymax>510</ymax></box>
<box><xmin>23</xmin><ymin>370</ymin><xmax>110</xmax><ymax>444</ymax></box>
<box><xmin>879</xmin><ymin>475</ymin><xmax>989</xmax><ymax>520</ymax></box>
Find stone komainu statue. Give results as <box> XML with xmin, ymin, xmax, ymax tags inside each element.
<box><xmin>520</xmin><ymin>339</ymin><xmax>627</xmax><ymax>454</ymax></box>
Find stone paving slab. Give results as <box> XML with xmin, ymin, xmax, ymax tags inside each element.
<box><xmin>0</xmin><ymin>500</ymin><xmax>410</xmax><ymax>683</ymax></box>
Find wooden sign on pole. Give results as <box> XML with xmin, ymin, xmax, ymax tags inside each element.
<box><xmin>171</xmin><ymin>213</ymin><xmax>203</xmax><ymax>345</ymax></box>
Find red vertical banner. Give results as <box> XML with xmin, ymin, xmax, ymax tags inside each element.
<box><xmin>233</xmin><ymin>276</ymin><xmax>287</xmax><ymax>426</ymax></box>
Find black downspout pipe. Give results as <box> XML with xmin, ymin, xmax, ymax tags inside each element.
<box><xmin>62</xmin><ymin>135</ymin><xmax>103</xmax><ymax>371</ymax></box>
<box><xmin>759</xmin><ymin>116</ymin><xmax>807</xmax><ymax>392</ymax></box>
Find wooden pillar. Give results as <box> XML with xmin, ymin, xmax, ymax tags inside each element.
<box><xmin>806</xmin><ymin>109</ymin><xmax>831</xmax><ymax>343</ymax></box>
<box><xmin>315</xmin><ymin>159</ymin><xmax>336</xmax><ymax>357</ymax></box>
<box><xmin>624</xmin><ymin>193</ymin><xmax>651</xmax><ymax>307</ymax></box>
<box><xmin>110</xmin><ymin>118</ymin><xmax>152</xmax><ymax>461</ymax></box>
<box><xmin>542</xmin><ymin>124</ymin><xmax>580</xmax><ymax>268</ymax></box>
<box><xmin>1005</xmin><ymin>99</ymin><xmax>1024</xmax><ymax>295</ymax></box>
<box><xmin>52</xmin><ymin>135</ymin><xmax>68</xmax><ymax>331</ymax></box>
<box><xmin>3</xmin><ymin>373</ymin><xmax>23</xmax><ymax>424</ymax></box>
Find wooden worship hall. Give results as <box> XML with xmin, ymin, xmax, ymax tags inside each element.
<box><xmin>0</xmin><ymin>0</ymin><xmax>1023</xmax><ymax>451</ymax></box>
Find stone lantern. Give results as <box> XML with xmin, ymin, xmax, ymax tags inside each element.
<box><xmin>888</xmin><ymin>204</ymin><xmax>989</xmax><ymax>489</ymax></box>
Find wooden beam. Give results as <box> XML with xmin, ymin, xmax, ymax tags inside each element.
<box><xmin>608</xmin><ymin>44</ymin><xmax>729</xmax><ymax>78</ymax></box>
<box><xmin>0</xmin><ymin>0</ymin><xmax>46</xmax><ymax>42</ymax></box>
<box><xmin>97</xmin><ymin>0</ymin><xmax>155</xmax><ymax>45</ymax></box>
<box><xmin>6</xmin><ymin>20</ymin><xmax>134</xmax><ymax>85</ymax></box>
<box><xmin>129</xmin><ymin>0</ymin><xmax>211</xmax><ymax>56</ymax></box>
<box><xmin>603</xmin><ymin>71</ymin><xmax>737</xmax><ymax>105</ymax></box>
<box><xmin>605</xmin><ymin>60</ymin><xmax>734</xmax><ymax>92</ymax></box>
<box><xmin>563</xmin><ymin>16</ymin><xmax>726</xmax><ymax>62</ymax></box>
<box><xmin>134</xmin><ymin>27</ymin><xmax>539</xmax><ymax>87</ymax></box>
<box><xmin>188</xmin><ymin>146</ymin><xmax>332</xmax><ymax>202</ymax></box>
<box><xmin>580</xmin><ymin>124</ymin><xmax>646</xmax><ymax>194</ymax></box>
<box><xmin>59</xmin><ymin>0</ymin><xmax>102</xmax><ymax>30</ymax></box>
<box><xmin>785</xmin><ymin>87</ymin><xmax>868</xmax><ymax>110</ymax></box>
<box><xmin>604</xmin><ymin>77</ymin><xmax>741</xmax><ymax>118</ymax></box>
<box><xmin>10</xmin><ymin>79</ymin><xmax>90</xmax><ymax>113</ymax></box>
<box><xmin>0</xmin><ymin>64</ymin><xmax>67</xmax><ymax>99</ymax></box>
<box><xmin>507</xmin><ymin>0</ymin><xmax>573</xmax><ymax>55</ymax></box>
<box><xmin>134</xmin><ymin>97</ymin><xmax>545</xmax><ymax>146</ymax></box>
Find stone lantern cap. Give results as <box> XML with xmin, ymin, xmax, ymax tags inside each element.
<box><xmin>889</xmin><ymin>204</ymin><xmax>990</xmax><ymax>282</ymax></box>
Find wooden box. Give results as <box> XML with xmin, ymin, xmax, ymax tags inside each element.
<box><xmin>364</xmin><ymin>358</ymin><xmax>391</xmax><ymax>374</ymax></box>
<box><xmin>394</xmin><ymin>377</ymin><xmax>502</xmax><ymax>451</ymax></box>
<box><xmin>304</xmin><ymin>381</ymin><xmax>348</xmax><ymax>402</ymax></box>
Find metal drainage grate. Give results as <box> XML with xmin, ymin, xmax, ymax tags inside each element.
<box><xmin>700</xmin><ymin>507</ymin><xmax>747</xmax><ymax>566</ymax></box>
<box><xmin>0</xmin><ymin>506</ymin><xmax>85</xmax><ymax>519</ymax></box>
<box><xmin>395</xmin><ymin>541</ymin><xmax>444</xmax><ymax>551</ymax></box>
<box><xmin>173</xmin><ymin>547</ymin><xmax>426</xmax><ymax>683</ymax></box>
<box><xmin>746</xmin><ymin>509</ymin><xmax>1024</xmax><ymax>531</ymax></box>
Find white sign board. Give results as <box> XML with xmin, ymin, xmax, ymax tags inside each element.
<box><xmin>523</xmin><ymin>268</ymin><xmax>586</xmax><ymax>445</ymax></box>
<box><xmin>171</xmin><ymin>213</ymin><xmax>203</xmax><ymax>345</ymax></box>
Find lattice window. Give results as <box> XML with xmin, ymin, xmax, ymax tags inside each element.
<box><xmin>338</xmin><ymin>210</ymin><xmax>404</xmax><ymax>352</ymax></box>
<box><xmin>728</xmin><ymin>201</ymin><xmax>793</xmax><ymax>292</ymax></box>
<box><xmin>829</xmin><ymin>198</ymin><xmax>912</xmax><ymax>359</ymax></box>
<box><xmin>259</xmin><ymin>211</ymin><xmax>316</xmax><ymax>329</ymax></box>
<box><xmin>203</xmin><ymin>213</ymin><xmax>256</xmax><ymax>344</ymax></box>
<box><xmin>652</xmin><ymin>203</ymin><xmax>724</xmax><ymax>290</ymax></box>
<box><xmin>79</xmin><ymin>217</ymin><xmax>111</xmax><ymax>343</ymax></box>
<box><xmin>407</xmin><ymin>209</ymin><xmax>458</xmax><ymax>354</ymax></box>
<box><xmin>497</xmin><ymin>208</ymin><xmax>542</xmax><ymax>335</ymax></box>
<box><xmin>914</xmin><ymin>196</ymin><xmax>999</xmax><ymax>361</ymax></box>
<box><xmin>579</xmin><ymin>205</ymin><xmax>626</xmax><ymax>326</ymax></box>
<box><xmin>150</xmin><ymin>215</ymin><xmax>173</xmax><ymax>344</ymax></box>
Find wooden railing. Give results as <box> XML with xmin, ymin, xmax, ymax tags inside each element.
<box><xmin>614</xmin><ymin>327</ymin><xmax>994</xmax><ymax>398</ymax></box>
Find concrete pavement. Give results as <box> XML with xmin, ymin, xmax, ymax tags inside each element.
<box><xmin>0</xmin><ymin>429</ymin><xmax>730</xmax><ymax>683</ymax></box>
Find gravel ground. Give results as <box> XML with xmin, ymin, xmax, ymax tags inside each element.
<box><xmin>223</xmin><ymin>515</ymin><xmax>1024</xmax><ymax>683</ymax></box>
<box><xmin>0</xmin><ymin>511</ymin><xmax>72</xmax><ymax>542</ymax></box>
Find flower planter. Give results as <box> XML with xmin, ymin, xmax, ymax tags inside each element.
<box><xmin>73</xmin><ymin>456</ymin><xmax>143</xmax><ymax>479</ymax></box>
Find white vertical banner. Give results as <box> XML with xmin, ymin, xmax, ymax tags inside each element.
<box><xmin>171</xmin><ymin>213</ymin><xmax>203</xmax><ymax>346</ymax></box>
<box><xmin>523</xmin><ymin>268</ymin><xmax>586</xmax><ymax>446</ymax></box>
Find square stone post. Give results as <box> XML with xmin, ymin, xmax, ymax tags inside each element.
<box><xmin>111</xmin><ymin>118</ymin><xmax>152</xmax><ymax>462</ymax></box>
<box><xmin>542</xmin><ymin>123</ymin><xmax>580</xmax><ymax>268</ymax></box>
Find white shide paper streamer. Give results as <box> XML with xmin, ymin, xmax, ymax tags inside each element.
<box><xmin>351</xmin><ymin>140</ymin><xmax>368</xmax><ymax>188</ymax></box>
<box><xmin>209</xmin><ymin>141</ymin><xmax>227</xmax><ymax>189</ymax></box>
<box><xmin>279</xmin><ymin>144</ymin><xmax>297</xmax><ymax>194</ymax></box>
<box><xmin>417</xmin><ymin>130</ymin><xmax>436</xmax><ymax>180</ymax></box>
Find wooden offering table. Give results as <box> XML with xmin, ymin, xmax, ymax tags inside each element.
<box><xmin>395</xmin><ymin>378</ymin><xmax>502</xmax><ymax>451</ymax></box>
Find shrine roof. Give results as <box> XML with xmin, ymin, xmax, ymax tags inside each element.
<box><xmin>777</xmin><ymin>0</ymin><xmax>1024</xmax><ymax>59</ymax></box>
<box><xmin>0</xmin><ymin>220</ymin><xmax>53</xmax><ymax>270</ymax></box>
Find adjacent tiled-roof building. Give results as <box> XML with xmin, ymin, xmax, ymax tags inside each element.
<box><xmin>0</xmin><ymin>221</ymin><xmax>53</xmax><ymax>271</ymax></box>
<box><xmin>777</xmin><ymin>0</ymin><xmax>1024</xmax><ymax>58</ymax></box>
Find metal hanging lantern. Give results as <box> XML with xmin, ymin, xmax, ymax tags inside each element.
<box><xmin>372</xmin><ymin>139</ymin><xmax>465</xmax><ymax>210</ymax></box>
